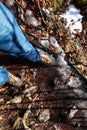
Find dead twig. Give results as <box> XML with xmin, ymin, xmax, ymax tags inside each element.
<box><xmin>37</xmin><ymin>0</ymin><xmax>47</xmax><ymax>26</ymax></box>
<box><xmin>68</xmin><ymin>62</ymin><xmax>87</xmax><ymax>86</ymax></box>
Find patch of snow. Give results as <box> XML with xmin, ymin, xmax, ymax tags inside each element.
<box><xmin>67</xmin><ymin>76</ymin><xmax>81</xmax><ymax>87</ymax></box>
<box><xmin>56</xmin><ymin>56</ymin><xmax>67</xmax><ymax>66</ymax></box>
<box><xmin>25</xmin><ymin>9</ymin><xmax>38</xmax><ymax>26</ymax></box>
<box><xmin>50</xmin><ymin>36</ymin><xmax>65</xmax><ymax>57</ymax></box>
<box><xmin>29</xmin><ymin>17</ymin><xmax>38</xmax><ymax>26</ymax></box>
<box><xmin>6</xmin><ymin>0</ymin><xmax>14</xmax><ymax>6</ymax></box>
<box><xmin>40</xmin><ymin>40</ymin><xmax>50</xmax><ymax>48</ymax></box>
<box><xmin>25</xmin><ymin>9</ymin><xmax>32</xmax><ymax>17</ymax></box>
<box><xmin>49</xmin><ymin>36</ymin><xmax>67</xmax><ymax>66</ymax></box>
<box><xmin>58</xmin><ymin>66</ymin><xmax>71</xmax><ymax>80</ymax></box>
<box><xmin>40</xmin><ymin>36</ymin><xmax>67</xmax><ymax>66</ymax></box>
<box><xmin>73</xmin><ymin>88</ymin><xmax>87</xmax><ymax>98</ymax></box>
<box><xmin>60</xmin><ymin>4</ymin><xmax>83</xmax><ymax>34</ymax></box>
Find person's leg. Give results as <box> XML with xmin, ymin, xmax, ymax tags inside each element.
<box><xmin>0</xmin><ymin>67</ymin><xmax>8</xmax><ymax>86</ymax></box>
<box><xmin>0</xmin><ymin>2</ymin><xmax>52</xmax><ymax>63</ymax></box>
<box><xmin>0</xmin><ymin>2</ymin><xmax>40</xmax><ymax>62</ymax></box>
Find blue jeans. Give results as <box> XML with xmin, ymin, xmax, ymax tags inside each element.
<box><xmin>0</xmin><ymin>2</ymin><xmax>40</xmax><ymax>86</ymax></box>
<box><xmin>0</xmin><ymin>67</ymin><xmax>8</xmax><ymax>86</ymax></box>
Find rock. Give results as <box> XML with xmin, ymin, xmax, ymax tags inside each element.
<box><xmin>38</xmin><ymin>109</ymin><xmax>50</xmax><ymax>122</ymax></box>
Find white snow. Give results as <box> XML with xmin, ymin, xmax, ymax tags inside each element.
<box><xmin>67</xmin><ymin>76</ymin><xmax>81</xmax><ymax>87</ymax></box>
<box><xmin>25</xmin><ymin>9</ymin><xmax>38</xmax><ymax>26</ymax></box>
<box><xmin>50</xmin><ymin>36</ymin><xmax>65</xmax><ymax>57</ymax></box>
<box><xmin>6</xmin><ymin>0</ymin><xmax>14</xmax><ymax>6</ymax></box>
<box><xmin>25</xmin><ymin>9</ymin><xmax>32</xmax><ymax>17</ymax></box>
<box><xmin>40</xmin><ymin>40</ymin><xmax>50</xmax><ymax>48</ymax></box>
<box><xmin>60</xmin><ymin>5</ymin><xmax>83</xmax><ymax>34</ymax></box>
<box><xmin>40</xmin><ymin>36</ymin><xmax>67</xmax><ymax>66</ymax></box>
<box><xmin>28</xmin><ymin>17</ymin><xmax>38</xmax><ymax>26</ymax></box>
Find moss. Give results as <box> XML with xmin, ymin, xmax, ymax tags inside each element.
<box><xmin>51</xmin><ymin>0</ymin><xmax>64</xmax><ymax>9</ymax></box>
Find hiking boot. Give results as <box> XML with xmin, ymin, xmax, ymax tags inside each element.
<box><xmin>40</xmin><ymin>53</ymin><xmax>52</xmax><ymax>64</ymax></box>
<box><xmin>7</xmin><ymin>72</ymin><xmax>23</xmax><ymax>87</ymax></box>
<box><xmin>37</xmin><ymin>48</ymin><xmax>52</xmax><ymax>64</ymax></box>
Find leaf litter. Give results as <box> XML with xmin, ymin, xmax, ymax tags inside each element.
<box><xmin>0</xmin><ymin>0</ymin><xmax>87</xmax><ymax>130</ymax></box>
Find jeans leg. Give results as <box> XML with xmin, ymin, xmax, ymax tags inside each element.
<box><xmin>0</xmin><ymin>67</ymin><xmax>9</xmax><ymax>86</ymax></box>
<box><xmin>0</xmin><ymin>2</ymin><xmax>40</xmax><ymax>62</ymax></box>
